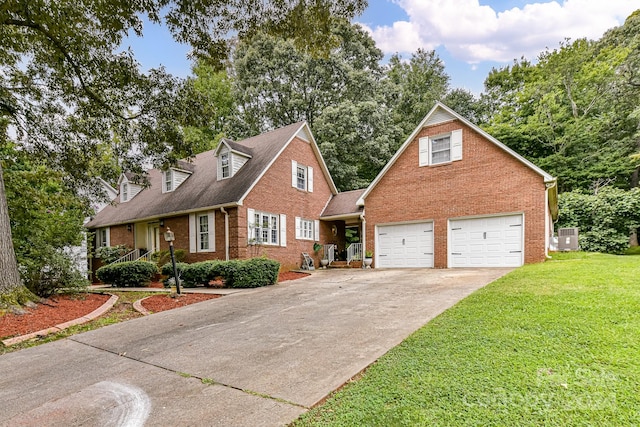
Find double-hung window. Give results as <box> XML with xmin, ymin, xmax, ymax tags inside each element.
<box><xmin>291</xmin><ymin>160</ymin><xmax>313</xmax><ymax>192</ymax></box>
<box><xmin>164</xmin><ymin>170</ymin><xmax>173</xmax><ymax>192</ymax></box>
<box><xmin>249</xmin><ymin>210</ymin><xmax>279</xmax><ymax>245</ymax></box>
<box><xmin>198</xmin><ymin>214</ymin><xmax>210</xmax><ymax>250</ymax></box>
<box><xmin>189</xmin><ymin>211</ymin><xmax>215</xmax><ymax>253</ymax></box>
<box><xmin>419</xmin><ymin>129</ymin><xmax>463</xmax><ymax>167</ymax></box>
<box><xmin>122</xmin><ymin>183</ymin><xmax>128</xmax><ymax>201</ymax></box>
<box><xmin>221</xmin><ymin>153</ymin><xmax>230</xmax><ymax>178</ymax></box>
<box><xmin>296</xmin><ymin>166</ymin><xmax>306</xmax><ymax>190</ymax></box>
<box><xmin>96</xmin><ymin>228</ymin><xmax>110</xmax><ymax>247</ymax></box>
<box><xmin>430</xmin><ymin>135</ymin><xmax>451</xmax><ymax>164</ymax></box>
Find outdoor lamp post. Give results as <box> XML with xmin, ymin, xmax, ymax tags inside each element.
<box><xmin>163</xmin><ymin>227</ymin><xmax>181</xmax><ymax>295</ymax></box>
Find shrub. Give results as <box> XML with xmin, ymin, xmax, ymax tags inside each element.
<box><xmin>95</xmin><ymin>245</ymin><xmax>130</xmax><ymax>264</ymax></box>
<box><xmin>152</xmin><ymin>249</ymin><xmax>187</xmax><ymax>266</ymax></box>
<box><xmin>160</xmin><ymin>262</ymin><xmax>189</xmax><ymax>287</ymax></box>
<box><xmin>21</xmin><ymin>251</ymin><xmax>89</xmax><ymax>297</ymax></box>
<box><xmin>222</xmin><ymin>258</ymin><xmax>280</xmax><ymax>288</ymax></box>
<box><xmin>181</xmin><ymin>260</ymin><xmax>223</xmax><ymax>287</ymax></box>
<box><xmin>558</xmin><ymin>188</ymin><xmax>640</xmax><ymax>254</ymax></box>
<box><xmin>96</xmin><ymin>261</ymin><xmax>158</xmax><ymax>287</ymax></box>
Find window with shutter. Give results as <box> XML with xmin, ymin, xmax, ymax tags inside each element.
<box><xmin>419</xmin><ymin>130</ymin><xmax>463</xmax><ymax>166</ymax></box>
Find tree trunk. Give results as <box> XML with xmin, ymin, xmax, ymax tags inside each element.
<box><xmin>0</xmin><ymin>162</ymin><xmax>25</xmax><ymax>295</ymax></box>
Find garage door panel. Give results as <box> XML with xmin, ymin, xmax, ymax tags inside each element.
<box><xmin>377</xmin><ymin>222</ymin><xmax>434</xmax><ymax>268</ymax></box>
<box><xmin>449</xmin><ymin>215</ymin><xmax>523</xmax><ymax>268</ymax></box>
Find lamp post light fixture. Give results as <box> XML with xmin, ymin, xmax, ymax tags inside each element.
<box><xmin>163</xmin><ymin>227</ymin><xmax>181</xmax><ymax>295</ymax></box>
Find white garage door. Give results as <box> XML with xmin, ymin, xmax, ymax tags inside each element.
<box><xmin>449</xmin><ymin>214</ymin><xmax>523</xmax><ymax>267</ymax></box>
<box><xmin>377</xmin><ymin>222</ymin><xmax>434</xmax><ymax>268</ymax></box>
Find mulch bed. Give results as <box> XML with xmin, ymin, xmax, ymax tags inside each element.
<box><xmin>140</xmin><ymin>293</ymin><xmax>222</xmax><ymax>313</ymax></box>
<box><xmin>0</xmin><ymin>293</ymin><xmax>109</xmax><ymax>339</ymax></box>
<box><xmin>1</xmin><ymin>271</ymin><xmax>310</xmax><ymax>340</ymax></box>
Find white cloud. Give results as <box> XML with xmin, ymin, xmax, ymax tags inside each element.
<box><xmin>361</xmin><ymin>0</ymin><xmax>637</xmax><ymax>63</ymax></box>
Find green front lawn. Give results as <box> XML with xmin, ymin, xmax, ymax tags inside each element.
<box><xmin>295</xmin><ymin>252</ymin><xmax>640</xmax><ymax>426</ymax></box>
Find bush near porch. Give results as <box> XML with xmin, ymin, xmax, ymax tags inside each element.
<box><xmin>96</xmin><ymin>261</ymin><xmax>158</xmax><ymax>287</ymax></box>
<box><xmin>162</xmin><ymin>258</ymin><xmax>281</xmax><ymax>289</ymax></box>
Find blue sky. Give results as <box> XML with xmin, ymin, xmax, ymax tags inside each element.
<box><xmin>125</xmin><ymin>0</ymin><xmax>637</xmax><ymax>95</ymax></box>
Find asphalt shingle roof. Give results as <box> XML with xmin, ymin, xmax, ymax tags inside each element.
<box><xmin>321</xmin><ymin>189</ymin><xmax>365</xmax><ymax>218</ymax></box>
<box><xmin>87</xmin><ymin>122</ymin><xmax>305</xmax><ymax>228</ymax></box>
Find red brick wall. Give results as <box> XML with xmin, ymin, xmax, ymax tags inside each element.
<box><xmin>110</xmin><ymin>224</ymin><xmax>134</xmax><ymax>248</ymax></box>
<box><xmin>242</xmin><ymin>136</ymin><xmax>334</xmax><ymax>270</ymax></box>
<box><xmin>365</xmin><ymin>120</ymin><xmax>548</xmax><ymax>268</ymax></box>
<box><xmin>98</xmin><ymin>136</ymin><xmax>335</xmax><ymax>272</ymax></box>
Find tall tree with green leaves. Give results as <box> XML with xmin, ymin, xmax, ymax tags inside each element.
<box><xmin>482</xmin><ymin>10</ymin><xmax>640</xmax><ymax>192</ymax></box>
<box><xmin>383</xmin><ymin>49</ymin><xmax>450</xmax><ymax>138</ymax></box>
<box><xmin>0</xmin><ymin>0</ymin><xmax>366</xmax><ymax>306</ymax></box>
<box><xmin>183</xmin><ymin>61</ymin><xmax>235</xmax><ymax>153</ymax></box>
<box><xmin>230</xmin><ymin>20</ymin><xmax>383</xmax><ymax>135</ymax></box>
<box><xmin>230</xmin><ymin>21</ymin><xmax>404</xmax><ymax>190</ymax></box>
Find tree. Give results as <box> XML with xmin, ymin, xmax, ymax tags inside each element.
<box><xmin>482</xmin><ymin>14</ymin><xmax>640</xmax><ymax>193</ymax></box>
<box><xmin>442</xmin><ymin>88</ymin><xmax>488</xmax><ymax>125</ymax></box>
<box><xmin>183</xmin><ymin>61</ymin><xmax>235</xmax><ymax>153</ymax></box>
<box><xmin>0</xmin><ymin>0</ymin><xmax>366</xmax><ymax>306</ymax></box>
<box><xmin>230</xmin><ymin>20</ymin><xmax>384</xmax><ymax>135</ymax></box>
<box><xmin>230</xmin><ymin>21</ymin><xmax>405</xmax><ymax>191</ymax></box>
<box><xmin>558</xmin><ymin>188</ymin><xmax>640</xmax><ymax>253</ymax></box>
<box><xmin>2</xmin><ymin>142</ymin><xmax>90</xmax><ymax>297</ymax></box>
<box><xmin>383</xmin><ymin>49</ymin><xmax>450</xmax><ymax>138</ymax></box>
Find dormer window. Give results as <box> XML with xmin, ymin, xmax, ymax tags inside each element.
<box><xmin>162</xmin><ymin>168</ymin><xmax>191</xmax><ymax>193</ymax></box>
<box><xmin>118</xmin><ymin>173</ymin><xmax>144</xmax><ymax>202</ymax></box>
<box><xmin>164</xmin><ymin>170</ymin><xmax>173</xmax><ymax>192</ymax></box>
<box><xmin>221</xmin><ymin>152</ymin><xmax>230</xmax><ymax>178</ymax></box>
<box><xmin>216</xmin><ymin>143</ymin><xmax>250</xmax><ymax>181</ymax></box>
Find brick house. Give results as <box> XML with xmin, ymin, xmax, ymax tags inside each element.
<box><xmin>86</xmin><ymin>122</ymin><xmax>339</xmax><ymax>277</ymax></box>
<box><xmin>357</xmin><ymin>102</ymin><xmax>558</xmax><ymax>268</ymax></box>
<box><xmin>87</xmin><ymin>103</ymin><xmax>557</xmax><ymax>275</ymax></box>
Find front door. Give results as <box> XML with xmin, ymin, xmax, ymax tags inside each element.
<box><xmin>147</xmin><ymin>223</ymin><xmax>161</xmax><ymax>254</ymax></box>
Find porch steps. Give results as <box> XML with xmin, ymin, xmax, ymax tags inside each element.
<box><xmin>328</xmin><ymin>261</ymin><xmax>363</xmax><ymax>269</ymax></box>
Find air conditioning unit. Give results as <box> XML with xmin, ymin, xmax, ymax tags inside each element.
<box><xmin>557</xmin><ymin>227</ymin><xmax>579</xmax><ymax>251</ymax></box>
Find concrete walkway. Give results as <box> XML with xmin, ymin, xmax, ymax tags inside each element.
<box><xmin>0</xmin><ymin>268</ymin><xmax>511</xmax><ymax>426</ymax></box>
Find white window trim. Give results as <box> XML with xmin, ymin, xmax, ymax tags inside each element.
<box><xmin>295</xmin><ymin>217</ymin><xmax>319</xmax><ymax>241</ymax></box>
<box><xmin>121</xmin><ymin>182</ymin><xmax>129</xmax><ymax>202</ymax></box>
<box><xmin>189</xmin><ymin>211</ymin><xmax>215</xmax><ymax>253</ymax></box>
<box><xmin>291</xmin><ymin>160</ymin><xmax>314</xmax><ymax>192</ymax></box>
<box><xmin>220</xmin><ymin>152</ymin><xmax>230</xmax><ymax>179</ymax></box>
<box><xmin>419</xmin><ymin>129</ymin><xmax>463</xmax><ymax>167</ymax></box>
<box><xmin>247</xmin><ymin>209</ymin><xmax>281</xmax><ymax>246</ymax></box>
<box><xmin>96</xmin><ymin>227</ymin><xmax>110</xmax><ymax>248</ymax></box>
<box><xmin>163</xmin><ymin>170</ymin><xmax>173</xmax><ymax>193</ymax></box>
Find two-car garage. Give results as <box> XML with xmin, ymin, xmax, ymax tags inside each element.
<box><xmin>376</xmin><ymin>214</ymin><xmax>524</xmax><ymax>269</ymax></box>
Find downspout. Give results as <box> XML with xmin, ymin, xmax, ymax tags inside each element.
<box><xmin>221</xmin><ymin>207</ymin><xmax>229</xmax><ymax>261</ymax></box>
<box><xmin>360</xmin><ymin>210</ymin><xmax>366</xmax><ymax>268</ymax></box>
<box><xmin>545</xmin><ymin>180</ymin><xmax>559</xmax><ymax>259</ymax></box>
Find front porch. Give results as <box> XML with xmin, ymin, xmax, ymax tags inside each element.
<box><xmin>319</xmin><ymin>189</ymin><xmax>368</xmax><ymax>268</ymax></box>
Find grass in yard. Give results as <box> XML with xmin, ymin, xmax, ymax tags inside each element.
<box><xmin>295</xmin><ymin>252</ymin><xmax>640</xmax><ymax>426</ymax></box>
<box><xmin>0</xmin><ymin>291</ymin><xmax>160</xmax><ymax>355</ymax></box>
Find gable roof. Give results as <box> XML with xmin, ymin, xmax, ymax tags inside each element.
<box><xmin>358</xmin><ymin>102</ymin><xmax>557</xmax><ymax>206</ymax></box>
<box><xmin>87</xmin><ymin>122</ymin><xmax>337</xmax><ymax>228</ymax></box>
<box><xmin>321</xmin><ymin>189</ymin><xmax>366</xmax><ymax>219</ymax></box>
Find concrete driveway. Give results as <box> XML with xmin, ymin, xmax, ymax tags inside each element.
<box><xmin>0</xmin><ymin>268</ymin><xmax>511</xmax><ymax>426</ymax></box>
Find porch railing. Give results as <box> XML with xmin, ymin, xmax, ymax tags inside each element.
<box><xmin>135</xmin><ymin>251</ymin><xmax>153</xmax><ymax>262</ymax></box>
<box><xmin>323</xmin><ymin>244</ymin><xmax>335</xmax><ymax>265</ymax></box>
<box><xmin>111</xmin><ymin>249</ymin><xmax>151</xmax><ymax>264</ymax></box>
<box><xmin>346</xmin><ymin>243</ymin><xmax>362</xmax><ymax>265</ymax></box>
